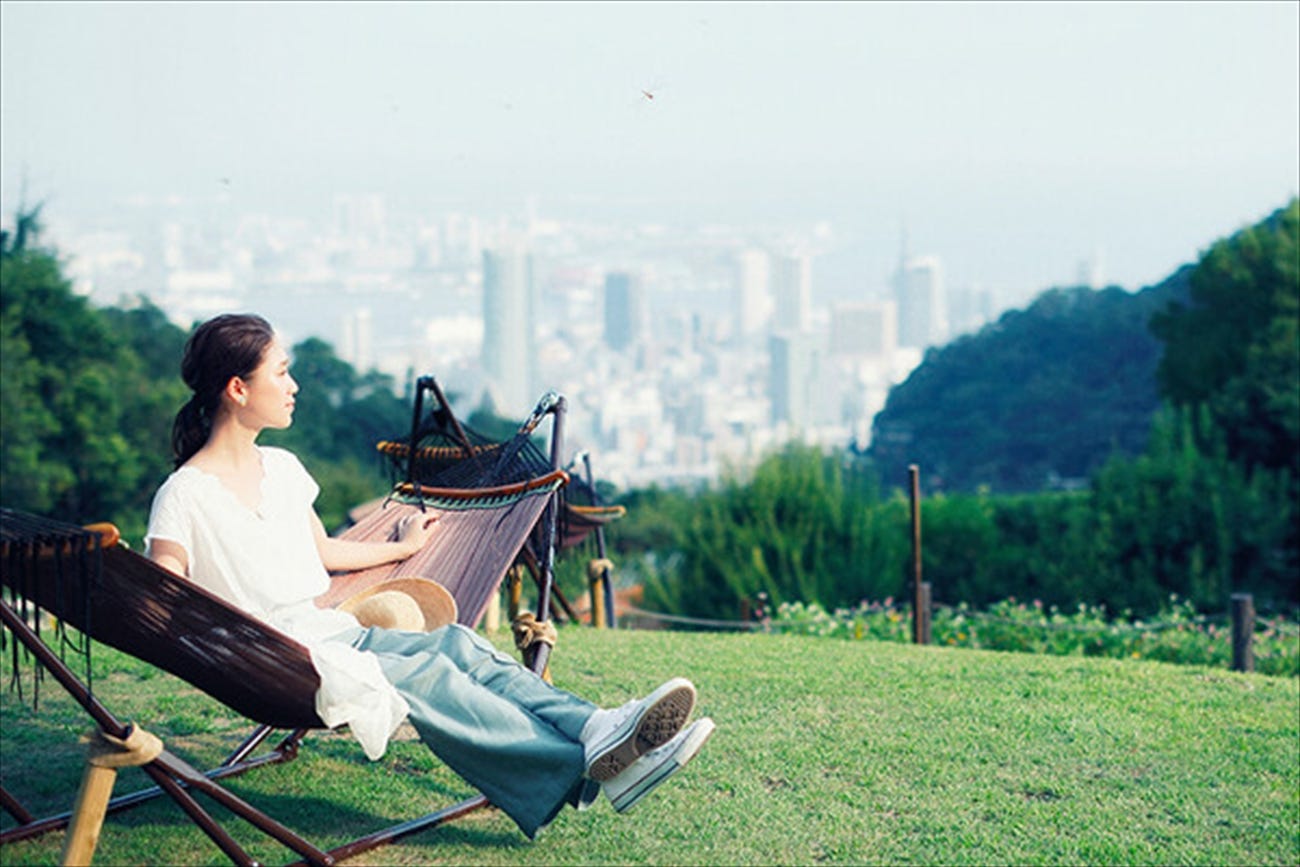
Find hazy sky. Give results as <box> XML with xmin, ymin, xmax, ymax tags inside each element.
<box><xmin>2</xmin><ymin>1</ymin><xmax>1297</xmax><ymax>295</ymax></box>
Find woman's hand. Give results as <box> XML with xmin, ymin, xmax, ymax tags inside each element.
<box><xmin>393</xmin><ymin>510</ymin><xmax>440</xmax><ymax>558</ymax></box>
<box><xmin>314</xmin><ymin>509</ymin><xmax>440</xmax><ymax>572</ymax></box>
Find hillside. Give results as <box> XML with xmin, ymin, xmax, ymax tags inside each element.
<box><xmin>869</xmin><ymin>266</ymin><xmax>1192</xmax><ymax>493</ymax></box>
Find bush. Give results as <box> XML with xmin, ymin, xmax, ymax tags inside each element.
<box><xmin>771</xmin><ymin>595</ymin><xmax>1300</xmax><ymax>677</ymax></box>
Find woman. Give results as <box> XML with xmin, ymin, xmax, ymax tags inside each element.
<box><xmin>145</xmin><ymin>313</ymin><xmax>714</xmax><ymax>838</ymax></box>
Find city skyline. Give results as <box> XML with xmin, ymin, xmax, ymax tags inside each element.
<box><xmin>2</xmin><ymin>1</ymin><xmax>1298</xmax><ymax>297</ymax></box>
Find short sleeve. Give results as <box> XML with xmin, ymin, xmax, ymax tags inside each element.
<box><xmin>145</xmin><ymin>475</ymin><xmax>194</xmax><ymax>562</ymax></box>
<box><xmin>262</xmin><ymin>447</ymin><xmax>320</xmax><ymax>511</ymax></box>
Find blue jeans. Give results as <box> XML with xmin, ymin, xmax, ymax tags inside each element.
<box><xmin>341</xmin><ymin>623</ymin><xmax>600</xmax><ymax>837</ymax></box>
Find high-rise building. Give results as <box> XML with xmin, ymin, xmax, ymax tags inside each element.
<box><xmin>894</xmin><ymin>252</ymin><xmax>947</xmax><ymax>349</ymax></box>
<box><xmin>769</xmin><ymin>331</ymin><xmax>814</xmax><ymax>425</ymax></box>
<box><xmin>333</xmin><ymin>194</ymin><xmax>386</xmax><ymax>242</ymax></box>
<box><xmin>771</xmin><ymin>252</ymin><xmax>812</xmax><ymax>334</ymax></box>
<box><xmin>481</xmin><ymin>247</ymin><xmax>535</xmax><ymax>412</ymax></box>
<box><xmin>735</xmin><ymin>248</ymin><xmax>771</xmax><ymax>338</ymax></box>
<box><xmin>340</xmin><ymin>307</ymin><xmax>374</xmax><ymax>372</ymax></box>
<box><xmin>604</xmin><ymin>271</ymin><xmax>643</xmax><ymax>352</ymax></box>
<box><xmin>948</xmin><ymin>285</ymin><xmax>995</xmax><ymax>337</ymax></box>
<box><xmin>1076</xmin><ymin>249</ymin><xmax>1105</xmax><ymax>289</ymax></box>
<box><xmin>829</xmin><ymin>300</ymin><xmax>898</xmax><ymax>359</ymax></box>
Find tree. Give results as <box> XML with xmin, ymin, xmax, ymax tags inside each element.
<box><xmin>869</xmin><ymin>271</ymin><xmax>1188</xmax><ymax>493</ymax></box>
<box><xmin>1151</xmin><ymin>198</ymin><xmax>1300</xmax><ymax>477</ymax></box>
<box><xmin>0</xmin><ymin>216</ymin><xmax>149</xmax><ymax>521</ymax></box>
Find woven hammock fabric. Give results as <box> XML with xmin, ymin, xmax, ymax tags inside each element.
<box><xmin>317</xmin><ymin>480</ymin><xmax>558</xmax><ymax>628</ymax></box>
<box><xmin>1</xmin><ymin>508</ymin><xmax>322</xmax><ymax>729</ymax></box>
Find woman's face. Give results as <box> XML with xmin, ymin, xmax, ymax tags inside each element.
<box><xmin>238</xmin><ymin>336</ymin><xmax>298</xmax><ymax>430</ymax></box>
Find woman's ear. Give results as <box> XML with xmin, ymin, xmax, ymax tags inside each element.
<box><xmin>225</xmin><ymin>376</ymin><xmax>249</xmax><ymax>407</ymax></box>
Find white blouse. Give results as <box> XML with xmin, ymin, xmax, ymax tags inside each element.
<box><xmin>145</xmin><ymin>446</ymin><xmax>409</xmax><ymax>759</ymax></box>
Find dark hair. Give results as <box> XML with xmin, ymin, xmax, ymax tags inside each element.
<box><xmin>171</xmin><ymin>313</ymin><xmax>276</xmax><ymax>468</ymax></box>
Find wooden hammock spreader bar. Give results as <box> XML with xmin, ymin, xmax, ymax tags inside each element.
<box><xmin>567</xmin><ymin>504</ymin><xmax>628</xmax><ymax>520</ymax></box>
<box><xmin>377</xmin><ymin>441</ymin><xmax>497</xmax><ymax>461</ymax></box>
<box><xmin>392</xmin><ymin>468</ymin><xmax>568</xmax><ymax>504</ymax></box>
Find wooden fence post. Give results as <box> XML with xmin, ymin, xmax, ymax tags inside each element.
<box><xmin>1231</xmin><ymin>593</ymin><xmax>1255</xmax><ymax>673</ymax></box>
<box><xmin>909</xmin><ymin>465</ymin><xmax>928</xmax><ymax>645</ymax></box>
<box><xmin>919</xmin><ymin>581</ymin><xmax>932</xmax><ymax>645</ymax></box>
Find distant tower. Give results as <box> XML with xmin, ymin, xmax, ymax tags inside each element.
<box><xmin>604</xmin><ymin>271</ymin><xmax>643</xmax><ymax>352</ymax></box>
<box><xmin>334</xmin><ymin>194</ymin><xmax>386</xmax><ymax>242</ymax></box>
<box><xmin>481</xmin><ymin>247</ymin><xmax>535</xmax><ymax>411</ymax></box>
<box><xmin>1076</xmin><ymin>249</ymin><xmax>1105</xmax><ymax>289</ymax></box>
<box><xmin>769</xmin><ymin>332</ymin><xmax>814</xmax><ymax>426</ymax></box>
<box><xmin>893</xmin><ymin>228</ymin><xmax>948</xmax><ymax>349</ymax></box>
<box><xmin>771</xmin><ymin>252</ymin><xmax>812</xmax><ymax>334</ymax></box>
<box><xmin>829</xmin><ymin>300</ymin><xmax>898</xmax><ymax>359</ymax></box>
<box><xmin>734</xmin><ymin>248</ymin><xmax>771</xmax><ymax>338</ymax></box>
<box><xmin>340</xmin><ymin>307</ymin><xmax>374</xmax><ymax>371</ymax></box>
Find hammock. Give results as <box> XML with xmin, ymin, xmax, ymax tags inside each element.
<box><xmin>0</xmin><ymin>395</ymin><xmax>571</xmax><ymax>865</ymax></box>
<box><xmin>377</xmin><ymin>376</ymin><xmax>625</xmax><ymax>553</ymax></box>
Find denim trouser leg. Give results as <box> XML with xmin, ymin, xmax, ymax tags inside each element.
<box><xmin>347</xmin><ymin>623</ymin><xmax>599</xmax><ymax>838</ymax></box>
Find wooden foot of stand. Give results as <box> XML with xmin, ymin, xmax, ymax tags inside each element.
<box><xmin>61</xmin><ymin>726</ymin><xmax>164</xmax><ymax>867</ymax></box>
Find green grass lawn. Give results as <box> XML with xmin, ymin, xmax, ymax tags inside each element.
<box><xmin>2</xmin><ymin>627</ymin><xmax>1297</xmax><ymax>866</ymax></box>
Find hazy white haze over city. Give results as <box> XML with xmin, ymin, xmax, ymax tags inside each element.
<box><xmin>3</xmin><ymin>1</ymin><xmax>1298</xmax><ymax>487</ymax></box>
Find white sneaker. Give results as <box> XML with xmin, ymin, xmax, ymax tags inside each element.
<box><xmin>604</xmin><ymin>717</ymin><xmax>716</xmax><ymax>813</ymax></box>
<box><xmin>582</xmin><ymin>677</ymin><xmax>696</xmax><ymax>782</ymax></box>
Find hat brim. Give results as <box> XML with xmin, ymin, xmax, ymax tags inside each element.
<box><xmin>339</xmin><ymin>577</ymin><xmax>458</xmax><ymax>632</ymax></box>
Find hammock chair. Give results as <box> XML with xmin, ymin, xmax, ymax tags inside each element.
<box><xmin>376</xmin><ymin>377</ymin><xmax>626</xmax><ymax>626</ymax></box>
<box><xmin>0</xmin><ymin>398</ymin><xmax>571</xmax><ymax>866</ymax></box>
<box><xmin>377</xmin><ymin>377</ymin><xmax>627</xmax><ymax>553</ymax></box>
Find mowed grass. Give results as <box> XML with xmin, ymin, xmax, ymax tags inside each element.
<box><xmin>1</xmin><ymin>627</ymin><xmax>1296</xmax><ymax>866</ymax></box>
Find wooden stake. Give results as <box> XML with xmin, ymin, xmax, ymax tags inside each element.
<box><xmin>1231</xmin><ymin>593</ymin><xmax>1255</xmax><ymax>673</ymax></box>
<box><xmin>909</xmin><ymin>465</ymin><xmax>927</xmax><ymax>645</ymax></box>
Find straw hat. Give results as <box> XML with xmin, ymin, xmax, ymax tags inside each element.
<box><xmin>339</xmin><ymin>578</ymin><xmax>458</xmax><ymax>633</ymax></box>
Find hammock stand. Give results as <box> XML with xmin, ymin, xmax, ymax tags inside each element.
<box><xmin>378</xmin><ymin>377</ymin><xmax>625</xmax><ymax>627</ymax></box>
<box><xmin>0</xmin><ymin>395</ymin><xmax>571</xmax><ymax>865</ymax></box>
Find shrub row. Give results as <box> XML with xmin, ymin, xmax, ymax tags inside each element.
<box><xmin>770</xmin><ymin>595</ymin><xmax>1300</xmax><ymax>677</ymax></box>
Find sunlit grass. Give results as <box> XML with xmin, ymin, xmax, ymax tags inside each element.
<box><xmin>2</xmin><ymin>628</ymin><xmax>1297</xmax><ymax>865</ymax></box>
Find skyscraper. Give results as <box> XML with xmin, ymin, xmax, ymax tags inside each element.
<box><xmin>769</xmin><ymin>331</ymin><xmax>814</xmax><ymax>426</ymax></box>
<box><xmin>604</xmin><ymin>271</ymin><xmax>643</xmax><ymax>352</ymax></box>
<box><xmin>829</xmin><ymin>300</ymin><xmax>898</xmax><ymax>359</ymax></box>
<box><xmin>340</xmin><ymin>307</ymin><xmax>373</xmax><ymax>372</ymax></box>
<box><xmin>771</xmin><ymin>252</ymin><xmax>812</xmax><ymax>334</ymax></box>
<box><xmin>481</xmin><ymin>247</ymin><xmax>535</xmax><ymax>412</ymax></box>
<box><xmin>894</xmin><ymin>253</ymin><xmax>947</xmax><ymax>349</ymax></box>
<box><xmin>333</xmin><ymin>194</ymin><xmax>386</xmax><ymax>242</ymax></box>
<box><xmin>734</xmin><ymin>248</ymin><xmax>771</xmax><ymax>338</ymax></box>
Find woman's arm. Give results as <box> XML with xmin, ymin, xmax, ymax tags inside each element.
<box><xmin>149</xmin><ymin>537</ymin><xmax>190</xmax><ymax>577</ymax></box>
<box><xmin>311</xmin><ymin>510</ymin><xmax>439</xmax><ymax>573</ymax></box>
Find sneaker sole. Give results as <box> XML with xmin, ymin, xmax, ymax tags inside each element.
<box><xmin>586</xmin><ymin>680</ymin><xmax>696</xmax><ymax>782</ymax></box>
<box><xmin>609</xmin><ymin>718</ymin><xmax>716</xmax><ymax>813</ymax></box>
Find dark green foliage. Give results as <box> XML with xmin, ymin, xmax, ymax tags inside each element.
<box><xmin>0</xmin><ymin>231</ymin><xmax>186</xmax><ymax>536</ymax></box>
<box><xmin>1152</xmin><ymin>198</ymin><xmax>1299</xmax><ymax>479</ymax></box>
<box><xmin>635</xmin><ymin>419</ymin><xmax>1296</xmax><ymax>621</ymax></box>
<box><xmin>1085</xmin><ymin>406</ymin><xmax>1296</xmax><ymax>612</ymax></box>
<box><xmin>633</xmin><ymin>444</ymin><xmax>910</xmax><ymax>619</ymax></box>
<box><xmin>870</xmin><ymin>270</ymin><xmax>1190</xmax><ymax>493</ymax></box>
